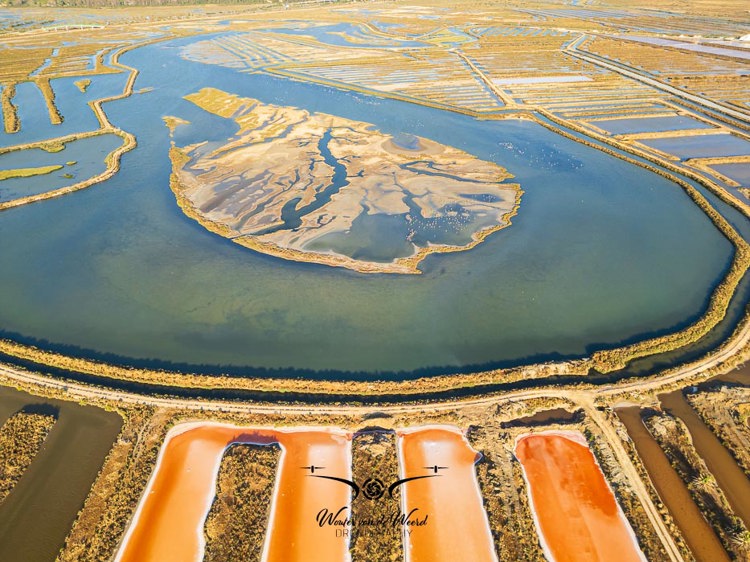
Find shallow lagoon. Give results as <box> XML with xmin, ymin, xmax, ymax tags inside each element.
<box><xmin>0</xmin><ymin>36</ymin><xmax>739</xmax><ymax>376</ymax></box>
<box><xmin>0</xmin><ymin>72</ymin><xmax>127</xmax><ymax>149</ymax></box>
<box><xmin>0</xmin><ymin>133</ymin><xmax>122</xmax><ymax>202</ymax></box>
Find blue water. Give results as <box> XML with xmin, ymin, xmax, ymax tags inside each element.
<box><xmin>0</xmin><ymin>35</ymin><xmax>740</xmax><ymax>377</ymax></box>
<box><xmin>0</xmin><ymin>134</ymin><xmax>122</xmax><ymax>202</ymax></box>
<box><xmin>272</xmin><ymin>129</ymin><xmax>349</xmax><ymax>232</ymax></box>
<box><xmin>642</xmin><ymin>134</ymin><xmax>750</xmax><ymax>159</ymax></box>
<box><xmin>713</xmin><ymin>163</ymin><xmax>750</xmax><ymax>186</ymax></box>
<box><xmin>310</xmin><ymin>212</ymin><xmax>414</xmax><ymax>262</ymax></box>
<box><xmin>0</xmin><ymin>73</ymin><xmax>127</xmax><ymax>148</ymax></box>
<box><xmin>593</xmin><ymin>115</ymin><xmax>714</xmax><ymax>135</ymax></box>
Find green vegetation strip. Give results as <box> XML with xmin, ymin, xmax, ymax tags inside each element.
<box><xmin>0</xmin><ymin>165</ymin><xmax>63</xmax><ymax>181</ymax></box>
<box><xmin>1</xmin><ymin>84</ymin><xmax>19</xmax><ymax>134</ymax></box>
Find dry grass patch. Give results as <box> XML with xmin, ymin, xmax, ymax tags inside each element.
<box><xmin>0</xmin><ymin>411</ymin><xmax>56</xmax><ymax>503</ymax></box>
<box><xmin>203</xmin><ymin>443</ymin><xmax>280</xmax><ymax>562</ymax></box>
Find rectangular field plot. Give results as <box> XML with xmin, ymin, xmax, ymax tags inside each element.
<box><xmin>711</xmin><ymin>162</ymin><xmax>750</xmax><ymax>186</ymax></box>
<box><xmin>640</xmin><ymin>133</ymin><xmax>750</xmax><ymax>159</ymax></box>
<box><xmin>492</xmin><ymin>75</ymin><xmax>592</xmax><ymax>86</ymax></box>
<box><xmin>583</xmin><ymin>36</ymin><xmax>750</xmax><ymax>108</ymax></box>
<box><xmin>288</xmin><ymin>52</ymin><xmax>505</xmax><ymax>112</ymax></box>
<box><xmin>590</xmin><ymin>115</ymin><xmax>715</xmax><ymax>135</ymax></box>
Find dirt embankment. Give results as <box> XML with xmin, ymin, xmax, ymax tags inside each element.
<box><xmin>0</xmin><ymin>83</ymin><xmax>19</xmax><ymax>134</ymax></box>
<box><xmin>350</xmin><ymin>431</ymin><xmax>402</xmax><ymax>562</ymax></box>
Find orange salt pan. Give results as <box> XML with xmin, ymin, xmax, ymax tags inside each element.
<box><xmin>514</xmin><ymin>430</ymin><xmax>646</xmax><ymax>562</ymax></box>
<box><xmin>397</xmin><ymin>425</ymin><xmax>498</xmax><ymax>562</ymax></box>
<box><xmin>115</xmin><ymin>422</ymin><xmax>352</xmax><ymax>562</ymax></box>
<box><xmin>263</xmin><ymin>430</ymin><xmax>353</xmax><ymax>562</ymax></box>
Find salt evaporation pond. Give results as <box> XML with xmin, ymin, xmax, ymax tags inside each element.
<box><xmin>642</xmin><ymin>133</ymin><xmax>750</xmax><ymax>159</ymax></box>
<box><xmin>592</xmin><ymin>115</ymin><xmax>714</xmax><ymax>135</ymax></box>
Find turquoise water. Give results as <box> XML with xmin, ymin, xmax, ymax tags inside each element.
<box><xmin>0</xmin><ymin>36</ymin><xmax>738</xmax><ymax>377</ymax></box>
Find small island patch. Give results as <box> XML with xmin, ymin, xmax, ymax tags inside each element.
<box><xmin>169</xmin><ymin>88</ymin><xmax>522</xmax><ymax>274</ymax></box>
<box><xmin>0</xmin><ymin>165</ymin><xmax>64</xmax><ymax>181</ymax></box>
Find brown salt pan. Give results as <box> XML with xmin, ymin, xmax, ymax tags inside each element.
<box><xmin>659</xmin><ymin>390</ymin><xmax>750</xmax><ymax>528</ymax></box>
<box><xmin>615</xmin><ymin>407</ymin><xmax>729</xmax><ymax>562</ymax></box>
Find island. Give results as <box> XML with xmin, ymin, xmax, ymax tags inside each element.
<box><xmin>168</xmin><ymin>88</ymin><xmax>522</xmax><ymax>274</ymax></box>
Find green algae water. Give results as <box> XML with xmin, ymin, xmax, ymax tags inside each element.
<box><xmin>0</xmin><ymin>36</ymin><xmax>740</xmax><ymax>377</ymax></box>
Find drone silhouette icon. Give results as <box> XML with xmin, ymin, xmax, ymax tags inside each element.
<box><xmin>300</xmin><ymin>463</ymin><xmax>447</xmax><ymax>500</ymax></box>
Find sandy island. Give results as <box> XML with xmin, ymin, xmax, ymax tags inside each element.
<box><xmin>168</xmin><ymin>87</ymin><xmax>521</xmax><ymax>274</ymax></box>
